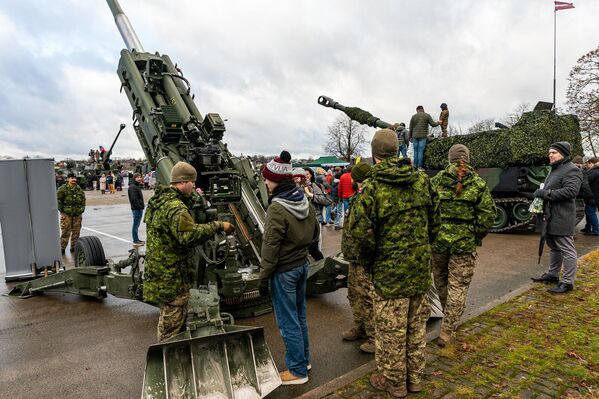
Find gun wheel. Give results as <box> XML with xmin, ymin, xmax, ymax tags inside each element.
<box><xmin>75</xmin><ymin>236</ymin><xmax>107</xmax><ymax>268</ymax></box>
<box><xmin>493</xmin><ymin>206</ymin><xmax>509</xmax><ymax>230</ymax></box>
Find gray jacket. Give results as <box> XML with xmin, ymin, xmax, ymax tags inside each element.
<box><xmin>542</xmin><ymin>159</ymin><xmax>582</xmax><ymax>236</ymax></box>
<box><xmin>397</xmin><ymin>127</ymin><xmax>410</xmax><ymax>145</ymax></box>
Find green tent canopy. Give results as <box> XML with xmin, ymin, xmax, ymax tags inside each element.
<box><xmin>306</xmin><ymin>156</ymin><xmax>349</xmax><ymax>167</ymax></box>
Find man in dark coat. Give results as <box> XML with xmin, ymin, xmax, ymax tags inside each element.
<box><xmin>531</xmin><ymin>142</ymin><xmax>582</xmax><ymax>293</ymax></box>
<box><xmin>128</xmin><ymin>173</ymin><xmax>145</xmax><ymax>244</ymax></box>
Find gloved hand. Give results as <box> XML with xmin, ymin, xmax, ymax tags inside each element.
<box><xmin>258</xmin><ymin>279</ymin><xmax>270</xmax><ymax>297</ymax></box>
<box><xmin>533</xmin><ymin>189</ymin><xmax>546</xmax><ymax>198</ymax></box>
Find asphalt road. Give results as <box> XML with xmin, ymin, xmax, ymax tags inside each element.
<box><xmin>1</xmin><ymin>203</ymin><xmax>597</xmax><ymax>399</ymax></box>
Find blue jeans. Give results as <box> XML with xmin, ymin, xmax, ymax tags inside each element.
<box><xmin>397</xmin><ymin>144</ymin><xmax>408</xmax><ymax>158</ymax></box>
<box><xmin>324</xmin><ymin>203</ymin><xmax>332</xmax><ymax>223</ymax></box>
<box><xmin>132</xmin><ymin>209</ymin><xmax>143</xmax><ymax>242</ymax></box>
<box><xmin>270</xmin><ymin>262</ymin><xmax>310</xmax><ymax>377</ymax></box>
<box><xmin>334</xmin><ymin>201</ymin><xmax>344</xmax><ymax>227</ymax></box>
<box><xmin>584</xmin><ymin>204</ymin><xmax>599</xmax><ymax>232</ymax></box>
<box><xmin>413</xmin><ymin>138</ymin><xmax>427</xmax><ymax>169</ymax></box>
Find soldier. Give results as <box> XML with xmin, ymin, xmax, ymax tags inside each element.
<box><xmin>345</xmin><ymin>130</ymin><xmax>440</xmax><ymax>397</ymax></box>
<box><xmin>259</xmin><ymin>150</ymin><xmax>319</xmax><ymax>385</ymax></box>
<box><xmin>439</xmin><ymin>103</ymin><xmax>450</xmax><ymax>138</ymax></box>
<box><xmin>430</xmin><ymin>144</ymin><xmax>495</xmax><ymax>346</ymax></box>
<box><xmin>143</xmin><ymin>161</ymin><xmax>235</xmax><ymax>341</ymax></box>
<box><xmin>341</xmin><ymin>162</ymin><xmax>375</xmax><ymax>353</ymax></box>
<box><xmin>409</xmin><ymin>105</ymin><xmax>439</xmax><ymax>170</ymax></box>
<box><xmin>56</xmin><ymin>172</ymin><xmax>86</xmax><ymax>255</ymax></box>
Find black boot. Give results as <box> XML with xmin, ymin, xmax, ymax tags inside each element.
<box><xmin>531</xmin><ymin>273</ymin><xmax>559</xmax><ymax>283</ymax></box>
<box><xmin>548</xmin><ymin>282</ymin><xmax>573</xmax><ymax>293</ymax></box>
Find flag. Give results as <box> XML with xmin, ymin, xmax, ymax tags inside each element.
<box><xmin>555</xmin><ymin>1</ymin><xmax>575</xmax><ymax>11</ymax></box>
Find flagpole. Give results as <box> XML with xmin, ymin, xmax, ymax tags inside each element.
<box><xmin>553</xmin><ymin>7</ymin><xmax>557</xmax><ymax>111</ymax></box>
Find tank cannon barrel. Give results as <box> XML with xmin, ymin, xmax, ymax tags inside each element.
<box><xmin>317</xmin><ymin>95</ymin><xmax>392</xmax><ymax>130</ymax></box>
<box><xmin>107</xmin><ymin>0</ymin><xmax>145</xmax><ymax>52</ymax></box>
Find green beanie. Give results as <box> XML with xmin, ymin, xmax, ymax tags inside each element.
<box><xmin>371</xmin><ymin>129</ymin><xmax>398</xmax><ymax>159</ymax></box>
<box><xmin>170</xmin><ymin>161</ymin><xmax>197</xmax><ymax>183</ymax></box>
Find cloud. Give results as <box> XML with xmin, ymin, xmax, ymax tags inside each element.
<box><xmin>1</xmin><ymin>0</ymin><xmax>598</xmax><ymax>160</ymax></box>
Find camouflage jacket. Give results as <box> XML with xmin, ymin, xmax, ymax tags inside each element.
<box><xmin>143</xmin><ymin>185</ymin><xmax>224</xmax><ymax>304</ymax></box>
<box><xmin>345</xmin><ymin>157</ymin><xmax>440</xmax><ymax>299</ymax></box>
<box><xmin>341</xmin><ymin>191</ymin><xmax>362</xmax><ymax>263</ymax></box>
<box><xmin>430</xmin><ymin>163</ymin><xmax>495</xmax><ymax>255</ymax></box>
<box><xmin>56</xmin><ymin>183</ymin><xmax>86</xmax><ymax>216</ymax></box>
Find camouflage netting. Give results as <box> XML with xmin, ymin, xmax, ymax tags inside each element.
<box><xmin>424</xmin><ymin>111</ymin><xmax>582</xmax><ymax>169</ymax></box>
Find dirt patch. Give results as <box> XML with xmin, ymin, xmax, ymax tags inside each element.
<box><xmin>84</xmin><ymin>188</ymin><xmax>154</xmax><ymax>206</ymax></box>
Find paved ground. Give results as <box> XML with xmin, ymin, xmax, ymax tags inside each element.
<box><xmin>321</xmin><ymin>252</ymin><xmax>599</xmax><ymax>399</ymax></box>
<box><xmin>1</xmin><ymin>193</ymin><xmax>598</xmax><ymax>398</ymax></box>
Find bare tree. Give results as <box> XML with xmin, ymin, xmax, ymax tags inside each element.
<box><xmin>567</xmin><ymin>45</ymin><xmax>599</xmax><ymax>157</ymax></box>
<box><xmin>467</xmin><ymin>118</ymin><xmax>495</xmax><ymax>134</ymax></box>
<box><xmin>324</xmin><ymin>115</ymin><xmax>368</xmax><ymax>161</ymax></box>
<box><xmin>503</xmin><ymin>102</ymin><xmax>531</xmax><ymax>127</ymax></box>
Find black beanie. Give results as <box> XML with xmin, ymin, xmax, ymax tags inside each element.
<box><xmin>549</xmin><ymin>141</ymin><xmax>571</xmax><ymax>158</ymax></box>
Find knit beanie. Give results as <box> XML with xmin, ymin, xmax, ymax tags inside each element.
<box><xmin>351</xmin><ymin>162</ymin><xmax>372</xmax><ymax>183</ymax></box>
<box><xmin>448</xmin><ymin>144</ymin><xmax>470</xmax><ymax>163</ymax></box>
<box><xmin>262</xmin><ymin>151</ymin><xmax>293</xmax><ymax>182</ymax></box>
<box><xmin>170</xmin><ymin>161</ymin><xmax>197</xmax><ymax>183</ymax></box>
<box><xmin>292</xmin><ymin>167</ymin><xmax>306</xmax><ymax>178</ymax></box>
<box><xmin>549</xmin><ymin>141</ymin><xmax>571</xmax><ymax>158</ymax></box>
<box><xmin>371</xmin><ymin>129</ymin><xmax>398</xmax><ymax>159</ymax></box>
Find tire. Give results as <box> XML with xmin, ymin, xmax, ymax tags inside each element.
<box><xmin>75</xmin><ymin>236</ymin><xmax>107</xmax><ymax>268</ymax></box>
<box><xmin>492</xmin><ymin>206</ymin><xmax>509</xmax><ymax>230</ymax></box>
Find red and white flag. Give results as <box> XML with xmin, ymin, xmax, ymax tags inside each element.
<box><xmin>555</xmin><ymin>1</ymin><xmax>575</xmax><ymax>11</ymax></box>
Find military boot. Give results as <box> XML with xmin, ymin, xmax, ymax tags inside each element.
<box><xmin>437</xmin><ymin>330</ymin><xmax>453</xmax><ymax>347</ymax></box>
<box><xmin>369</xmin><ymin>374</ymin><xmax>407</xmax><ymax>398</ymax></box>
<box><xmin>359</xmin><ymin>339</ymin><xmax>375</xmax><ymax>354</ymax></box>
<box><xmin>342</xmin><ymin>326</ymin><xmax>366</xmax><ymax>341</ymax></box>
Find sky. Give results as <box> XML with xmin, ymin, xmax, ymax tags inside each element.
<box><xmin>0</xmin><ymin>0</ymin><xmax>597</xmax><ymax>160</ymax></box>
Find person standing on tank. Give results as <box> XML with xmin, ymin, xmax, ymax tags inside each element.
<box><xmin>143</xmin><ymin>161</ymin><xmax>235</xmax><ymax>341</ymax></box>
<box><xmin>531</xmin><ymin>142</ymin><xmax>582</xmax><ymax>293</ymax></box>
<box><xmin>439</xmin><ymin>103</ymin><xmax>450</xmax><ymax>138</ymax></box>
<box><xmin>409</xmin><ymin>105</ymin><xmax>439</xmax><ymax>170</ymax></box>
<box><xmin>393</xmin><ymin>123</ymin><xmax>410</xmax><ymax>158</ymax></box>
<box><xmin>345</xmin><ymin>130</ymin><xmax>440</xmax><ymax>397</ymax></box>
<box><xmin>430</xmin><ymin>144</ymin><xmax>495</xmax><ymax>347</ymax></box>
<box><xmin>56</xmin><ymin>172</ymin><xmax>86</xmax><ymax>255</ymax></box>
<box><xmin>259</xmin><ymin>151</ymin><xmax>319</xmax><ymax>385</ymax></box>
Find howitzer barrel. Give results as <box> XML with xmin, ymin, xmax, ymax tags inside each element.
<box><xmin>317</xmin><ymin>95</ymin><xmax>392</xmax><ymax>129</ymax></box>
<box><xmin>107</xmin><ymin>0</ymin><xmax>145</xmax><ymax>52</ymax></box>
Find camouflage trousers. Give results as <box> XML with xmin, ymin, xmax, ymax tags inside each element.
<box><xmin>60</xmin><ymin>214</ymin><xmax>82</xmax><ymax>250</ymax></box>
<box><xmin>157</xmin><ymin>292</ymin><xmax>190</xmax><ymax>342</ymax></box>
<box><xmin>441</xmin><ymin>125</ymin><xmax>448</xmax><ymax>137</ymax></box>
<box><xmin>431</xmin><ymin>252</ymin><xmax>476</xmax><ymax>337</ymax></box>
<box><xmin>347</xmin><ymin>263</ymin><xmax>375</xmax><ymax>339</ymax></box>
<box><xmin>372</xmin><ymin>291</ymin><xmax>429</xmax><ymax>387</ymax></box>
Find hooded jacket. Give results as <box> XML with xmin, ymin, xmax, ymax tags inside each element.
<box><xmin>430</xmin><ymin>163</ymin><xmax>496</xmax><ymax>254</ymax></box>
<box><xmin>260</xmin><ymin>181</ymin><xmax>319</xmax><ymax>278</ymax></box>
<box><xmin>142</xmin><ymin>185</ymin><xmax>224</xmax><ymax>304</ymax></box>
<box><xmin>345</xmin><ymin>157</ymin><xmax>440</xmax><ymax>299</ymax></box>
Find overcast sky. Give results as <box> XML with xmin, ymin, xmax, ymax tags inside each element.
<box><xmin>0</xmin><ymin>0</ymin><xmax>597</xmax><ymax>160</ymax></box>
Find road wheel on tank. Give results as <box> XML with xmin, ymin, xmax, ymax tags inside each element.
<box><xmin>75</xmin><ymin>236</ymin><xmax>107</xmax><ymax>268</ymax></box>
<box><xmin>493</xmin><ymin>206</ymin><xmax>509</xmax><ymax>230</ymax></box>
<box><xmin>512</xmin><ymin>202</ymin><xmax>532</xmax><ymax>222</ymax></box>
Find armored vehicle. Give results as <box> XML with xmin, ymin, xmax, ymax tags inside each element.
<box><xmin>317</xmin><ymin>96</ymin><xmax>584</xmax><ymax>232</ymax></box>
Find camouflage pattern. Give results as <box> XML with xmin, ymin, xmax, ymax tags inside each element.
<box><xmin>430</xmin><ymin>163</ymin><xmax>495</xmax><ymax>255</ymax></box>
<box><xmin>347</xmin><ymin>263</ymin><xmax>375</xmax><ymax>339</ymax></box>
<box><xmin>345</xmin><ymin>157</ymin><xmax>440</xmax><ymax>299</ymax></box>
<box><xmin>341</xmin><ymin>193</ymin><xmax>361</xmax><ymax>263</ymax></box>
<box><xmin>372</xmin><ymin>291</ymin><xmax>429</xmax><ymax>386</ymax></box>
<box><xmin>431</xmin><ymin>252</ymin><xmax>476</xmax><ymax>336</ymax></box>
<box><xmin>143</xmin><ymin>185</ymin><xmax>224</xmax><ymax>304</ymax></box>
<box><xmin>59</xmin><ymin>214</ymin><xmax>82</xmax><ymax>250</ymax></box>
<box><xmin>56</xmin><ymin>183</ymin><xmax>86</xmax><ymax>216</ymax></box>
<box><xmin>157</xmin><ymin>292</ymin><xmax>190</xmax><ymax>341</ymax></box>
<box><xmin>440</xmin><ymin>109</ymin><xmax>449</xmax><ymax>137</ymax></box>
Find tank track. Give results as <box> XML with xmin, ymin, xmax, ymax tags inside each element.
<box><xmin>491</xmin><ymin>197</ymin><xmax>534</xmax><ymax>233</ymax></box>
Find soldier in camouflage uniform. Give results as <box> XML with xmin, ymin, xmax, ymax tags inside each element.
<box><xmin>430</xmin><ymin>144</ymin><xmax>495</xmax><ymax>346</ymax></box>
<box><xmin>56</xmin><ymin>172</ymin><xmax>86</xmax><ymax>254</ymax></box>
<box><xmin>341</xmin><ymin>162</ymin><xmax>374</xmax><ymax>353</ymax></box>
<box><xmin>143</xmin><ymin>161</ymin><xmax>235</xmax><ymax>341</ymax></box>
<box><xmin>345</xmin><ymin>129</ymin><xmax>440</xmax><ymax>397</ymax></box>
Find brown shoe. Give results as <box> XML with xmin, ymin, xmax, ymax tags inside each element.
<box><xmin>359</xmin><ymin>339</ymin><xmax>375</xmax><ymax>354</ymax></box>
<box><xmin>370</xmin><ymin>373</ymin><xmax>407</xmax><ymax>397</ymax></box>
<box><xmin>342</xmin><ymin>326</ymin><xmax>366</xmax><ymax>341</ymax></box>
<box><xmin>408</xmin><ymin>382</ymin><xmax>422</xmax><ymax>392</ymax></box>
<box><xmin>279</xmin><ymin>370</ymin><xmax>308</xmax><ymax>385</ymax></box>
